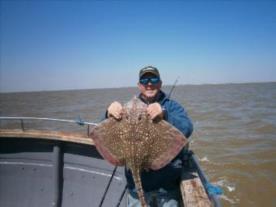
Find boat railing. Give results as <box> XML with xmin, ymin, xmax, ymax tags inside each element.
<box><xmin>0</xmin><ymin>116</ymin><xmax>98</xmax><ymax>136</ymax></box>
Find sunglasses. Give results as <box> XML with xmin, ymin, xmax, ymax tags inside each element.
<box><xmin>139</xmin><ymin>77</ymin><xmax>160</xmax><ymax>85</ymax></box>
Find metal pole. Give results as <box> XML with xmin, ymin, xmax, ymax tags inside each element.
<box><xmin>98</xmin><ymin>166</ymin><xmax>118</xmax><ymax>207</ymax></box>
<box><xmin>115</xmin><ymin>185</ymin><xmax>127</xmax><ymax>207</ymax></box>
<box><xmin>52</xmin><ymin>145</ymin><xmax>62</xmax><ymax>207</ymax></box>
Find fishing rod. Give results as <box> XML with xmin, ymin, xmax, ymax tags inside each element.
<box><xmin>167</xmin><ymin>76</ymin><xmax>180</xmax><ymax>99</ymax></box>
<box><xmin>160</xmin><ymin>76</ymin><xmax>180</xmax><ymax>106</ymax></box>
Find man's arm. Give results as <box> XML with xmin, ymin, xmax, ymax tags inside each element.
<box><xmin>165</xmin><ymin>100</ymin><xmax>193</xmax><ymax>138</ymax></box>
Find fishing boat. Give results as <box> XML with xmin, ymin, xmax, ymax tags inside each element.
<box><xmin>0</xmin><ymin>117</ymin><xmax>221</xmax><ymax>207</ymax></box>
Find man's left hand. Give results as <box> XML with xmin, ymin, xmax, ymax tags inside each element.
<box><xmin>147</xmin><ymin>103</ymin><xmax>163</xmax><ymax>120</ymax></box>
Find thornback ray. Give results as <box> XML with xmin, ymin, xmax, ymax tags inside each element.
<box><xmin>90</xmin><ymin>96</ymin><xmax>188</xmax><ymax>207</ymax></box>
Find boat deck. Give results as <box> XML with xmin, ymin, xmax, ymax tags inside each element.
<box><xmin>0</xmin><ymin>117</ymin><xmax>220</xmax><ymax>207</ymax></box>
<box><xmin>0</xmin><ymin>134</ymin><xmax>127</xmax><ymax>207</ymax></box>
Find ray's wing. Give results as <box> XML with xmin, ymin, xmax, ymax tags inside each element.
<box><xmin>90</xmin><ymin>118</ymin><xmax>126</xmax><ymax>166</ymax></box>
<box><xmin>146</xmin><ymin>120</ymin><xmax>188</xmax><ymax>170</ymax></box>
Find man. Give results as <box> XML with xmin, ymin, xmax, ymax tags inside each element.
<box><xmin>107</xmin><ymin>66</ymin><xmax>193</xmax><ymax>207</ymax></box>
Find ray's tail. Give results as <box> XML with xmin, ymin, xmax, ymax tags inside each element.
<box><xmin>132</xmin><ymin>168</ymin><xmax>147</xmax><ymax>207</ymax></box>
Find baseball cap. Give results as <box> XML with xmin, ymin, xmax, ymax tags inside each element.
<box><xmin>139</xmin><ymin>66</ymin><xmax>160</xmax><ymax>79</ymax></box>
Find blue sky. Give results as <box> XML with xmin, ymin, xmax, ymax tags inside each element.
<box><xmin>1</xmin><ymin>0</ymin><xmax>275</xmax><ymax>92</ymax></box>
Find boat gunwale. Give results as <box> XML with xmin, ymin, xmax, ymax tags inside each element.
<box><xmin>0</xmin><ymin>129</ymin><xmax>94</xmax><ymax>146</ymax></box>
<box><xmin>0</xmin><ymin>116</ymin><xmax>96</xmax><ymax>145</ymax></box>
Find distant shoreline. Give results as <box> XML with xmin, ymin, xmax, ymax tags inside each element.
<box><xmin>1</xmin><ymin>81</ymin><xmax>275</xmax><ymax>94</ymax></box>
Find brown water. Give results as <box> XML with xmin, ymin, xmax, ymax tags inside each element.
<box><xmin>1</xmin><ymin>82</ymin><xmax>276</xmax><ymax>207</ymax></box>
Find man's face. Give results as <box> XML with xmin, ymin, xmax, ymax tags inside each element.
<box><xmin>138</xmin><ymin>73</ymin><xmax>162</xmax><ymax>99</ymax></box>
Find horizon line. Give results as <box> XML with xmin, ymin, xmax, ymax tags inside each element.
<box><xmin>1</xmin><ymin>80</ymin><xmax>275</xmax><ymax>94</ymax></box>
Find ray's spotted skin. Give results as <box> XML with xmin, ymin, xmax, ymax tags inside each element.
<box><xmin>90</xmin><ymin>97</ymin><xmax>188</xmax><ymax>207</ymax></box>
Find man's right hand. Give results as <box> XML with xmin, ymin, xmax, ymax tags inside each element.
<box><xmin>107</xmin><ymin>101</ymin><xmax>123</xmax><ymax>120</ymax></box>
